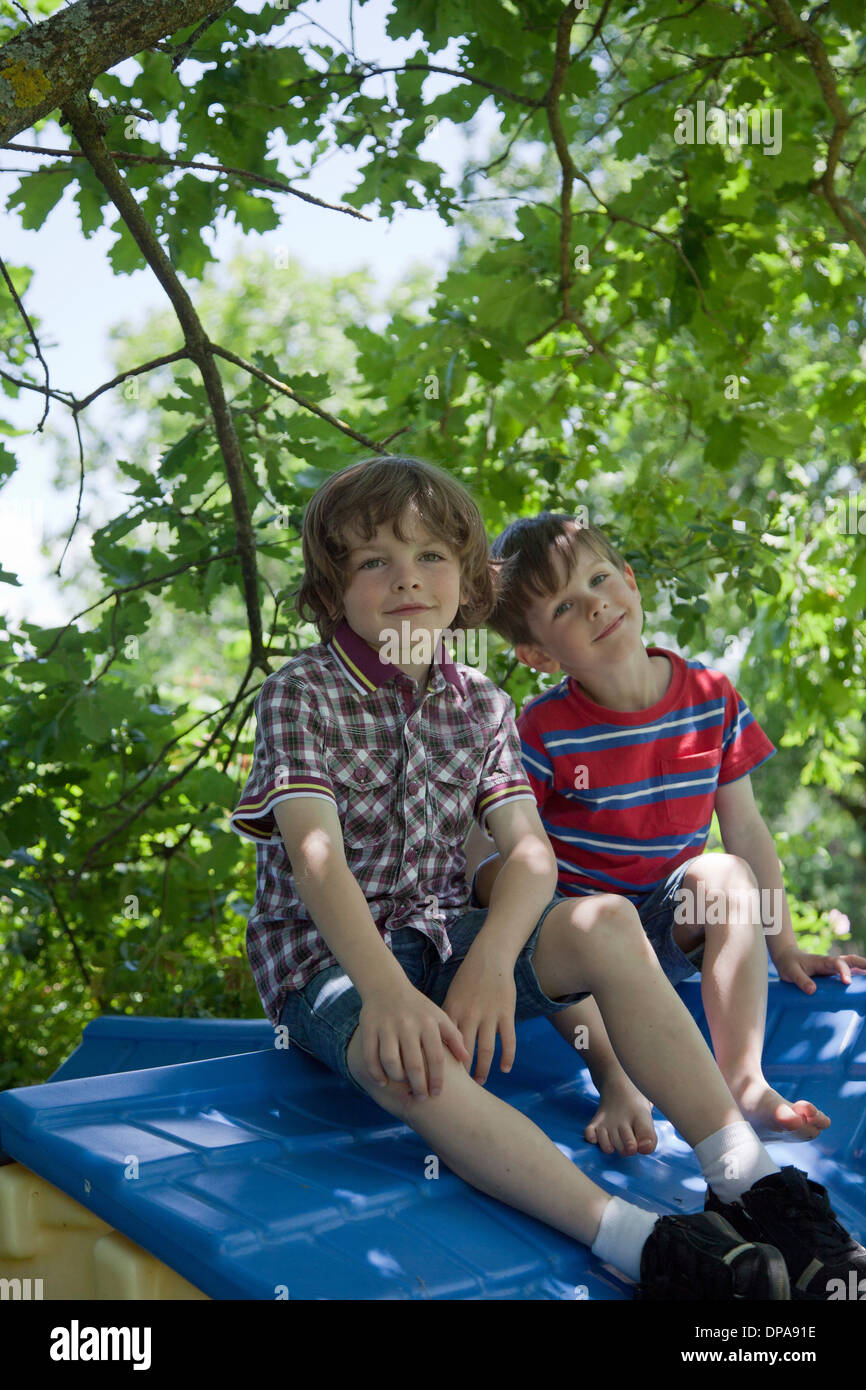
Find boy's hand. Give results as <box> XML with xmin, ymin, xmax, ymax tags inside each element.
<box><xmin>358</xmin><ymin>984</ymin><xmax>471</xmax><ymax>1099</ymax></box>
<box><xmin>440</xmin><ymin>946</ymin><xmax>517</xmax><ymax>1085</ymax></box>
<box><xmin>772</xmin><ymin>943</ymin><xmax>866</xmax><ymax>993</ymax></box>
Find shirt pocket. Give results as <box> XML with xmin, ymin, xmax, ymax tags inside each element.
<box><xmin>659</xmin><ymin>749</ymin><xmax>721</xmax><ymax>831</ymax></box>
<box><xmin>325</xmin><ymin>745</ymin><xmax>400</xmax><ymax>846</ymax></box>
<box><xmin>427</xmin><ymin>746</ymin><xmax>480</xmax><ymax>843</ymax></box>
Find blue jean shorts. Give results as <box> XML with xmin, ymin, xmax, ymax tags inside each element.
<box><xmin>634</xmin><ymin>855</ymin><xmax>705</xmax><ymax>984</ymax></box>
<box><xmin>278</xmin><ymin>893</ymin><xmax>588</xmax><ymax>1097</ymax></box>
<box><xmin>468</xmin><ymin>854</ymin><xmax>705</xmax><ymax>989</ymax></box>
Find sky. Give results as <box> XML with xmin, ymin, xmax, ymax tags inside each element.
<box><xmin>0</xmin><ymin>0</ymin><xmax>491</xmax><ymax>627</ymax></box>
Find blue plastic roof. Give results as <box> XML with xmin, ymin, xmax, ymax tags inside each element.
<box><xmin>0</xmin><ymin>976</ymin><xmax>863</xmax><ymax>1300</ymax></box>
<box><xmin>47</xmin><ymin>1016</ymin><xmax>275</xmax><ymax>1083</ymax></box>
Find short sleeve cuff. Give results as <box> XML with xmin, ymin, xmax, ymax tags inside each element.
<box><xmin>230</xmin><ymin>779</ymin><xmax>337</xmax><ymax>842</ymax></box>
<box><xmin>718</xmin><ymin>747</ymin><xmax>776</xmax><ymax>787</ymax></box>
<box><xmin>476</xmin><ymin>783</ymin><xmax>536</xmax><ymax>834</ymax></box>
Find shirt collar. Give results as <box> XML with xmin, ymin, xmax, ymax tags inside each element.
<box><xmin>328</xmin><ymin>618</ymin><xmax>466</xmax><ymax>698</ymax></box>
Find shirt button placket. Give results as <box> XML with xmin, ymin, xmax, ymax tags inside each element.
<box><xmin>402</xmin><ymin>716</ymin><xmax>424</xmax><ymax>875</ymax></box>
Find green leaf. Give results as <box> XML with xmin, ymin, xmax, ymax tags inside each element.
<box><xmin>7</xmin><ymin>168</ymin><xmax>75</xmax><ymax>229</ymax></box>
<box><xmin>764</xmin><ymin>140</ymin><xmax>815</xmax><ymax>187</ymax></box>
<box><xmin>116</xmin><ymin>459</ymin><xmax>164</xmax><ymax>499</ymax></box>
<box><xmin>160</xmin><ymin>429</ymin><xmax>205</xmax><ymax>479</ymax></box>
<box><xmin>567</xmin><ymin>58</ymin><xmax>597</xmax><ymax>99</ymax></box>
<box><xmin>74</xmin><ymin>181</ymin><xmax>107</xmax><ymax>238</ymax></box>
<box><xmin>0</xmin><ymin>441</ymin><xmax>18</xmax><ymax>483</ymax></box>
<box><xmin>72</xmin><ymin>686</ymin><xmax>138</xmax><ymax>741</ymax></box>
<box><xmin>704</xmin><ymin>417</ymin><xmax>744</xmax><ymax>468</ymax></box>
<box><xmin>188</xmin><ymin>766</ymin><xmax>239</xmax><ymax>809</ymax></box>
<box><xmin>106</xmin><ymin>219</ymin><xmax>147</xmax><ymax>275</ymax></box>
<box><xmin>229</xmin><ymin>189</ymin><xmax>281</xmax><ymax>235</ymax></box>
<box><xmin>0</xmin><ymin>871</ymin><xmax>51</xmax><ymax>908</ymax></box>
<box><xmin>758</xmin><ymin>565</ymin><xmax>782</xmax><ymax>595</ymax></box>
<box><xmin>742</xmin><ymin>419</ymin><xmax>788</xmax><ymax>457</ymax></box>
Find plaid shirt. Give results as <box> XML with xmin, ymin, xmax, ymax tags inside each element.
<box><xmin>229</xmin><ymin>619</ymin><xmax>534</xmax><ymax>1024</ymax></box>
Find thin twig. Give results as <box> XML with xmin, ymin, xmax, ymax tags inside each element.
<box><xmin>210</xmin><ymin>344</ymin><xmax>393</xmax><ymax>452</ymax></box>
<box><xmin>1</xmin><ymin>142</ymin><xmax>373</xmax><ymax>221</ymax></box>
<box><xmin>15</xmin><ymin>547</ymin><xmax>241</xmax><ymax>666</ymax></box>
<box><xmin>72</xmin><ymin>662</ymin><xmax>258</xmax><ymax>885</ymax></box>
<box><xmin>0</xmin><ymin>251</ymin><xmax>51</xmax><ymax>429</ymax></box>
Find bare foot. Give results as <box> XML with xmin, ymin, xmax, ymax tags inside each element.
<box><xmin>584</xmin><ymin>1074</ymin><xmax>658</xmax><ymax>1156</ymax></box>
<box><xmin>732</xmin><ymin>1078</ymin><xmax>831</xmax><ymax>1142</ymax></box>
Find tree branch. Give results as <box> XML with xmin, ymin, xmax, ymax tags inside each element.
<box><xmin>72</xmin><ymin>660</ymin><xmax>258</xmax><ymax>885</ymax></box>
<box><xmin>60</xmin><ymin>91</ymin><xmax>269</xmax><ymax>671</ymax></box>
<box><xmin>75</xmin><ymin>350</ymin><xmax>191</xmax><ymax>410</ymax></box>
<box><xmin>0</xmin><ymin>0</ymin><xmax>223</xmax><ymax>142</ymax></box>
<box><xmin>2</xmin><ymin>142</ymin><xmax>373</xmax><ymax>220</ymax></box>
<box><xmin>17</xmin><ymin>546</ymin><xmax>241</xmax><ymax>666</ymax></box>
<box><xmin>164</xmin><ymin>0</ymin><xmax>236</xmax><ymax>72</ymax></box>
<box><xmin>0</xmin><ymin>249</ymin><xmax>51</xmax><ymax>428</ymax></box>
<box><xmin>210</xmin><ymin>344</ymin><xmax>394</xmax><ymax>452</ymax></box>
<box><xmin>763</xmin><ymin>0</ymin><xmax>866</xmax><ymax>259</ymax></box>
<box><xmin>267</xmin><ymin>60</ymin><xmax>545</xmax><ymax>111</ymax></box>
<box><xmin>542</xmin><ymin>2</ymin><xmax>617</xmax><ymax>361</ymax></box>
<box><xmin>43</xmin><ymin>882</ymin><xmax>91</xmax><ymax>990</ymax></box>
<box><xmin>96</xmin><ymin>682</ymin><xmax>265</xmax><ymax>815</ymax></box>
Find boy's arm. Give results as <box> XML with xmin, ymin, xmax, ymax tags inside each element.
<box><xmin>463</xmin><ymin>820</ymin><xmax>496</xmax><ymax>886</ymax></box>
<box><xmin>274</xmin><ymin>798</ymin><xmax>409</xmax><ymax>1001</ymax></box>
<box><xmin>460</xmin><ymin>802</ymin><xmax>655</xmax><ymax>1099</ymax></box>
<box><xmin>714</xmin><ymin>774</ymin><xmax>866</xmax><ymax>987</ymax></box>
<box><xmin>465</xmin><ymin>694</ymin><xmax>554</xmax><ymax>908</ymax></box>
<box><xmin>463</xmin><ymin>820</ymin><xmax>502</xmax><ymax>906</ymax></box>
<box><xmin>463</xmin><ymin>798</ymin><xmax>558</xmax><ymax>966</ymax></box>
<box><xmin>714</xmin><ymin>773</ymin><xmax>796</xmax><ymax>962</ymax></box>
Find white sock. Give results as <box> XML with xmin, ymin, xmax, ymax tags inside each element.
<box><xmin>590</xmin><ymin>1195</ymin><xmax>661</xmax><ymax>1281</ymax></box>
<box><xmin>694</xmin><ymin>1121</ymin><xmax>781</xmax><ymax>1204</ymax></box>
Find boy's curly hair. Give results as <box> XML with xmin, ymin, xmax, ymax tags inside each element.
<box><xmin>294</xmin><ymin>456</ymin><xmax>495</xmax><ymax>643</ymax></box>
<box><xmin>488</xmin><ymin>512</ymin><xmax>627</xmax><ymax>648</ymax></box>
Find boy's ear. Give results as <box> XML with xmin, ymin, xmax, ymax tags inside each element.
<box><xmin>514</xmin><ymin>641</ymin><xmax>561</xmax><ymax>675</ymax></box>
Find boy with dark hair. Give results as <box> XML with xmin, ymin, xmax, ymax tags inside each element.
<box><xmin>230</xmin><ymin>465</ymin><xmax>857</xmax><ymax>1299</ymax></box>
<box><xmin>469</xmin><ymin>509</ymin><xmax>866</xmax><ymax>1298</ymax></box>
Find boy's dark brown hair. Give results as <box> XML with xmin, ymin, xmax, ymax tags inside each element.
<box><xmin>488</xmin><ymin>512</ymin><xmax>628</xmax><ymax>648</ymax></box>
<box><xmin>294</xmin><ymin>456</ymin><xmax>495</xmax><ymax>643</ymax></box>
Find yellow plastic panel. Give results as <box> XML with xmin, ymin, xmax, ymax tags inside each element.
<box><xmin>0</xmin><ymin>1163</ymin><xmax>209</xmax><ymax>1300</ymax></box>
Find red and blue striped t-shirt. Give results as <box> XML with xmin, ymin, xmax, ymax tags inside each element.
<box><xmin>516</xmin><ymin>647</ymin><xmax>776</xmax><ymax>905</ymax></box>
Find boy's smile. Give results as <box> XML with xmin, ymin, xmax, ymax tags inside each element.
<box><xmin>515</xmin><ymin>544</ymin><xmax>669</xmax><ymax>711</ymax></box>
<box><xmin>338</xmin><ymin>510</ymin><xmax>467</xmax><ymax>686</ymax></box>
<box><xmin>593</xmin><ymin>611</ymin><xmax>626</xmax><ymax>642</ymax></box>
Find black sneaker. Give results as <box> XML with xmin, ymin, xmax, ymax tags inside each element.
<box><xmin>704</xmin><ymin>1166</ymin><xmax>866</xmax><ymax>1300</ymax></box>
<box><xmin>635</xmin><ymin>1210</ymin><xmax>790</xmax><ymax>1300</ymax></box>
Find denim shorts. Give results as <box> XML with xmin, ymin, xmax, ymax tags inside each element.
<box><xmin>468</xmin><ymin>854</ymin><xmax>705</xmax><ymax>989</ymax></box>
<box><xmin>635</xmin><ymin>855</ymin><xmax>705</xmax><ymax>984</ymax></box>
<box><xmin>278</xmin><ymin>893</ymin><xmax>588</xmax><ymax>1097</ymax></box>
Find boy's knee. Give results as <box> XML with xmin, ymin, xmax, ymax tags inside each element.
<box><xmin>682</xmin><ymin>854</ymin><xmax>765</xmax><ymax>931</ymax></box>
<box><xmin>553</xmin><ymin>892</ymin><xmax>642</xmax><ymax>940</ymax></box>
<box><xmin>691</xmin><ymin>852</ymin><xmax>758</xmax><ymax>890</ymax></box>
<box><xmin>583</xmin><ymin>892</ymin><xmax>640</xmax><ymax>928</ymax></box>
